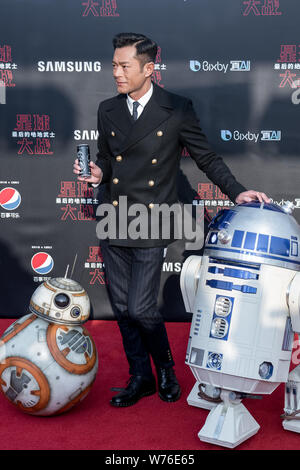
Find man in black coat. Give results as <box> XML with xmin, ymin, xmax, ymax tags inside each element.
<box><xmin>74</xmin><ymin>32</ymin><xmax>270</xmax><ymax>407</ymax></box>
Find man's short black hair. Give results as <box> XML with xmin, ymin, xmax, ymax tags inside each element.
<box><xmin>113</xmin><ymin>32</ymin><xmax>158</xmax><ymax>66</ymax></box>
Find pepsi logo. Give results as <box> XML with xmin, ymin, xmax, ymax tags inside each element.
<box><xmin>31</xmin><ymin>252</ymin><xmax>54</xmax><ymax>275</ymax></box>
<box><xmin>0</xmin><ymin>187</ymin><xmax>21</xmax><ymax>210</ymax></box>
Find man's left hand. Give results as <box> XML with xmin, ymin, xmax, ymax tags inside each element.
<box><xmin>235</xmin><ymin>190</ymin><xmax>271</xmax><ymax>204</ymax></box>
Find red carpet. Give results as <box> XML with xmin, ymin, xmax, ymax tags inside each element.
<box><xmin>0</xmin><ymin>319</ymin><xmax>299</xmax><ymax>450</ymax></box>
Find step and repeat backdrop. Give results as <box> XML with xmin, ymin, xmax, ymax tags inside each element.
<box><xmin>0</xmin><ymin>0</ymin><xmax>299</xmax><ymax>320</ymax></box>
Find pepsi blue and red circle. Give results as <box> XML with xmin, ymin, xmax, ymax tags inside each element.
<box><xmin>0</xmin><ymin>187</ymin><xmax>21</xmax><ymax>210</ymax></box>
<box><xmin>31</xmin><ymin>252</ymin><xmax>54</xmax><ymax>275</ymax></box>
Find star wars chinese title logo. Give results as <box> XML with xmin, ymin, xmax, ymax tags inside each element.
<box><xmin>193</xmin><ymin>183</ymin><xmax>234</xmax><ymax>219</ymax></box>
<box><xmin>84</xmin><ymin>246</ymin><xmax>107</xmax><ymax>285</ymax></box>
<box><xmin>82</xmin><ymin>0</ymin><xmax>119</xmax><ymax>17</ymax></box>
<box><xmin>0</xmin><ymin>45</ymin><xmax>18</xmax><ymax>88</ymax></box>
<box><xmin>152</xmin><ymin>46</ymin><xmax>166</xmax><ymax>88</ymax></box>
<box><xmin>273</xmin><ymin>45</ymin><xmax>300</xmax><ymax>104</ymax></box>
<box><xmin>56</xmin><ymin>181</ymin><xmax>98</xmax><ymax>222</ymax></box>
<box><xmin>242</xmin><ymin>0</ymin><xmax>282</xmax><ymax>16</ymax></box>
<box><xmin>12</xmin><ymin>114</ymin><xmax>55</xmax><ymax>156</ymax></box>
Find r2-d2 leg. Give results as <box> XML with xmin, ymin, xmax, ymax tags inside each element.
<box><xmin>197</xmin><ymin>389</ymin><xmax>260</xmax><ymax>449</ymax></box>
<box><xmin>283</xmin><ymin>271</ymin><xmax>300</xmax><ymax>432</ymax></box>
<box><xmin>282</xmin><ymin>366</ymin><xmax>300</xmax><ymax>432</ymax></box>
<box><xmin>187</xmin><ymin>382</ymin><xmax>222</xmax><ymax>411</ymax></box>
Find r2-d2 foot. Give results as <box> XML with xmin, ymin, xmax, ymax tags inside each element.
<box><xmin>187</xmin><ymin>383</ymin><xmax>259</xmax><ymax>447</ymax></box>
<box><xmin>197</xmin><ymin>389</ymin><xmax>260</xmax><ymax>448</ymax></box>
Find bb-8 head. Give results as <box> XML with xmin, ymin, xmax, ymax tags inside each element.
<box><xmin>29</xmin><ymin>277</ymin><xmax>90</xmax><ymax>325</ymax></box>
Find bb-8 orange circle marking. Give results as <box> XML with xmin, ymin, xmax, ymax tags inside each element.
<box><xmin>46</xmin><ymin>324</ymin><xmax>97</xmax><ymax>375</ymax></box>
<box><xmin>0</xmin><ymin>357</ymin><xmax>50</xmax><ymax>414</ymax></box>
<box><xmin>72</xmin><ymin>291</ymin><xmax>87</xmax><ymax>297</ymax></box>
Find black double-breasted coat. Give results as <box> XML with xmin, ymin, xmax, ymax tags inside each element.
<box><xmin>95</xmin><ymin>82</ymin><xmax>246</xmax><ymax>247</ymax></box>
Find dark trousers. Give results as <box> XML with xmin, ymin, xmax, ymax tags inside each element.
<box><xmin>100</xmin><ymin>239</ymin><xmax>174</xmax><ymax>379</ymax></box>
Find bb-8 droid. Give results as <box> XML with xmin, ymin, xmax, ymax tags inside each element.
<box><xmin>0</xmin><ymin>277</ymin><xmax>98</xmax><ymax>416</ymax></box>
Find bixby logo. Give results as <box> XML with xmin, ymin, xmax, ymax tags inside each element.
<box><xmin>189</xmin><ymin>60</ymin><xmax>250</xmax><ymax>73</ymax></box>
<box><xmin>220</xmin><ymin>130</ymin><xmax>232</xmax><ymax>141</ymax></box>
<box><xmin>221</xmin><ymin>130</ymin><xmax>281</xmax><ymax>142</ymax></box>
<box><xmin>190</xmin><ymin>60</ymin><xmax>201</xmax><ymax>72</ymax></box>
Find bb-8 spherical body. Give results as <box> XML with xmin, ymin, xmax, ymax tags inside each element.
<box><xmin>0</xmin><ymin>277</ymin><xmax>98</xmax><ymax>416</ymax></box>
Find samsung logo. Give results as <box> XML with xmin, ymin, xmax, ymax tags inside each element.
<box><xmin>162</xmin><ymin>262</ymin><xmax>182</xmax><ymax>273</ymax></box>
<box><xmin>37</xmin><ymin>61</ymin><xmax>102</xmax><ymax>72</ymax></box>
<box><xmin>74</xmin><ymin>130</ymin><xmax>99</xmax><ymax>140</ymax></box>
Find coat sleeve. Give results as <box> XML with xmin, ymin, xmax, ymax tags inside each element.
<box><xmin>179</xmin><ymin>99</ymin><xmax>247</xmax><ymax>202</ymax></box>
<box><xmin>95</xmin><ymin>104</ymin><xmax>112</xmax><ymax>184</ymax></box>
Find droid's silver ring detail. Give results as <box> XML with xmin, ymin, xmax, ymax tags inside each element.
<box><xmin>43</xmin><ymin>282</ymin><xmax>57</xmax><ymax>293</ymax></box>
<box><xmin>48</xmin><ymin>278</ymin><xmax>84</xmax><ymax>292</ymax></box>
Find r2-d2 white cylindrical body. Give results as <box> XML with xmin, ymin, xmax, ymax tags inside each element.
<box><xmin>181</xmin><ymin>202</ymin><xmax>300</xmax><ymax>447</ymax></box>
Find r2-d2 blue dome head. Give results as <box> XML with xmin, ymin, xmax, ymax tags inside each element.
<box><xmin>205</xmin><ymin>201</ymin><xmax>300</xmax><ymax>271</ymax></box>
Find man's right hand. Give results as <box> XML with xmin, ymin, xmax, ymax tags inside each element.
<box><xmin>73</xmin><ymin>159</ymin><xmax>103</xmax><ymax>185</ymax></box>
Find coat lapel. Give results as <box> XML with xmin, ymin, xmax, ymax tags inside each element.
<box><xmin>105</xmin><ymin>94</ymin><xmax>133</xmax><ymax>137</ymax></box>
<box><xmin>105</xmin><ymin>83</ymin><xmax>174</xmax><ymax>152</ymax></box>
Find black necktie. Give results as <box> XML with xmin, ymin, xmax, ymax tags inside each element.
<box><xmin>132</xmin><ymin>101</ymin><xmax>140</xmax><ymax>121</ymax></box>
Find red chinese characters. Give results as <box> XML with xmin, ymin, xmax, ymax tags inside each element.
<box><xmin>242</xmin><ymin>0</ymin><xmax>281</xmax><ymax>16</ymax></box>
<box><xmin>13</xmin><ymin>114</ymin><xmax>54</xmax><ymax>155</ymax></box>
<box><xmin>0</xmin><ymin>45</ymin><xmax>17</xmax><ymax>87</ymax></box>
<box><xmin>82</xmin><ymin>0</ymin><xmax>119</xmax><ymax>17</ymax></box>
<box><xmin>57</xmin><ymin>182</ymin><xmax>98</xmax><ymax>222</ymax></box>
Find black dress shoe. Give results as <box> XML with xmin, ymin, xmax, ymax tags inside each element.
<box><xmin>110</xmin><ymin>375</ymin><xmax>156</xmax><ymax>407</ymax></box>
<box><xmin>156</xmin><ymin>367</ymin><xmax>181</xmax><ymax>402</ymax></box>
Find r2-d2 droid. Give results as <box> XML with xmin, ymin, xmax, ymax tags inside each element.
<box><xmin>180</xmin><ymin>201</ymin><xmax>300</xmax><ymax>448</ymax></box>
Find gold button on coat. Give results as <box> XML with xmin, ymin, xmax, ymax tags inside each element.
<box><xmin>112</xmin><ymin>200</ymin><xmax>118</xmax><ymax>206</ymax></box>
<box><xmin>148</xmin><ymin>180</ymin><xmax>155</xmax><ymax>187</ymax></box>
<box><xmin>157</xmin><ymin>130</ymin><xmax>163</xmax><ymax>137</ymax></box>
<box><xmin>116</xmin><ymin>155</ymin><xmax>122</xmax><ymax>162</ymax></box>
<box><xmin>152</xmin><ymin>158</ymin><xmax>157</xmax><ymax>164</ymax></box>
<box><xmin>148</xmin><ymin>203</ymin><xmax>154</xmax><ymax>209</ymax></box>
<box><xmin>113</xmin><ymin>178</ymin><xmax>119</xmax><ymax>184</ymax></box>
<box><xmin>111</xmin><ymin>131</ymin><xmax>115</xmax><ymax>136</ymax></box>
